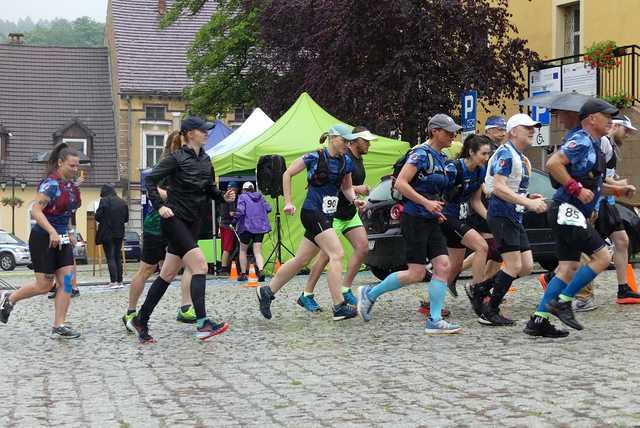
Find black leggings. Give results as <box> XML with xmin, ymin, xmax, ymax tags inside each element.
<box><xmin>102</xmin><ymin>238</ymin><xmax>123</xmax><ymax>283</ymax></box>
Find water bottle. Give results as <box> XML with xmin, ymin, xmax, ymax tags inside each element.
<box><xmin>63</xmin><ymin>272</ymin><xmax>74</xmax><ymax>294</ymax></box>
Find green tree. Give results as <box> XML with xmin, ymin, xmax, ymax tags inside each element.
<box><xmin>23</xmin><ymin>17</ymin><xmax>104</xmax><ymax>47</ymax></box>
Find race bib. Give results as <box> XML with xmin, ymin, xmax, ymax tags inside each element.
<box><xmin>459</xmin><ymin>202</ymin><xmax>469</xmax><ymax>220</ymax></box>
<box><xmin>322</xmin><ymin>196</ymin><xmax>339</xmax><ymax>214</ymax></box>
<box><xmin>59</xmin><ymin>234</ymin><xmax>71</xmax><ymax>245</ymax></box>
<box><xmin>557</xmin><ymin>203</ymin><xmax>587</xmax><ymax>229</ymax></box>
<box><xmin>515</xmin><ymin>204</ymin><xmax>525</xmax><ymax>213</ymax></box>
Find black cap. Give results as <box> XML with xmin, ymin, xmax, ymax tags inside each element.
<box><xmin>180</xmin><ymin>116</ymin><xmax>215</xmax><ymax>133</ymax></box>
<box><xmin>578</xmin><ymin>99</ymin><xmax>619</xmax><ymax>120</ymax></box>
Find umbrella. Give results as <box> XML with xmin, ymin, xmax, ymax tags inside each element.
<box><xmin>518</xmin><ymin>91</ymin><xmax>594</xmax><ymax>112</ymax></box>
<box><xmin>30</xmin><ymin>150</ymin><xmax>91</xmax><ymax>164</ymax></box>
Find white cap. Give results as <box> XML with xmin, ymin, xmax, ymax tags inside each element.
<box><xmin>242</xmin><ymin>181</ymin><xmax>254</xmax><ymax>190</ymax></box>
<box><xmin>350</xmin><ymin>130</ymin><xmax>377</xmax><ymax>141</ymax></box>
<box><xmin>506</xmin><ymin>113</ymin><xmax>542</xmax><ymax>133</ymax></box>
<box><xmin>613</xmin><ymin>115</ymin><xmax>638</xmax><ymax>132</ymax></box>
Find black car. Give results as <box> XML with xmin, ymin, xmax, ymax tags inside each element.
<box><xmin>362</xmin><ymin>169</ymin><xmax>640</xmax><ymax>280</ymax></box>
<box><xmin>123</xmin><ymin>230</ymin><xmax>141</xmax><ymax>262</ymax></box>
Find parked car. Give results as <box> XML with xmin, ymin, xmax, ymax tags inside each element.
<box><xmin>123</xmin><ymin>230</ymin><xmax>141</xmax><ymax>262</ymax></box>
<box><xmin>73</xmin><ymin>232</ymin><xmax>88</xmax><ymax>265</ymax></box>
<box><xmin>0</xmin><ymin>229</ymin><xmax>31</xmax><ymax>271</ymax></box>
<box><xmin>362</xmin><ymin>169</ymin><xmax>640</xmax><ymax>280</ymax></box>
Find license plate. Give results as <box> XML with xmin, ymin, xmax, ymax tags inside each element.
<box><xmin>368</xmin><ymin>241</ymin><xmax>375</xmax><ymax>250</ymax></box>
<box><xmin>123</xmin><ymin>246</ymin><xmax>132</xmax><ymax>251</ymax></box>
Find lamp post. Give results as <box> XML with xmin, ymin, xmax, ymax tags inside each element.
<box><xmin>0</xmin><ymin>176</ymin><xmax>27</xmax><ymax>235</ymax></box>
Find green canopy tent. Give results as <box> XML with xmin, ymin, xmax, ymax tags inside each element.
<box><xmin>208</xmin><ymin>92</ymin><xmax>409</xmax><ymax>274</ymax></box>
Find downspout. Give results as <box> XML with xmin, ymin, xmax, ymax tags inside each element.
<box><xmin>125</xmin><ymin>94</ymin><xmax>132</xmax><ymax>211</ymax></box>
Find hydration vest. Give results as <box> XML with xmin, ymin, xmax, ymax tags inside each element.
<box><xmin>308</xmin><ymin>149</ymin><xmax>346</xmax><ymax>187</ymax></box>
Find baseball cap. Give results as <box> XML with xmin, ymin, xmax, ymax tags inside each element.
<box><xmin>613</xmin><ymin>115</ymin><xmax>638</xmax><ymax>132</ymax></box>
<box><xmin>485</xmin><ymin>115</ymin><xmax>507</xmax><ymax>130</ymax></box>
<box><xmin>180</xmin><ymin>116</ymin><xmax>215</xmax><ymax>134</ymax></box>
<box><xmin>327</xmin><ymin>124</ymin><xmax>355</xmax><ymax>140</ymax></box>
<box><xmin>506</xmin><ymin>113</ymin><xmax>541</xmax><ymax>133</ymax></box>
<box><xmin>228</xmin><ymin>181</ymin><xmax>240</xmax><ymax>189</ymax></box>
<box><xmin>578</xmin><ymin>99</ymin><xmax>619</xmax><ymax>120</ymax></box>
<box><xmin>428</xmin><ymin>114</ymin><xmax>462</xmax><ymax>133</ymax></box>
<box><xmin>242</xmin><ymin>181</ymin><xmax>254</xmax><ymax>190</ymax></box>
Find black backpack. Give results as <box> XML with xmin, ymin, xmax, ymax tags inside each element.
<box><xmin>445</xmin><ymin>159</ymin><xmax>482</xmax><ymax>202</ymax></box>
<box><xmin>391</xmin><ymin>145</ymin><xmax>442</xmax><ymax>190</ymax></box>
<box><xmin>309</xmin><ymin>149</ymin><xmax>346</xmax><ymax>187</ymax></box>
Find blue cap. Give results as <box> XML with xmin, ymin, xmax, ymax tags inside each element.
<box><xmin>485</xmin><ymin>116</ymin><xmax>507</xmax><ymax>130</ymax></box>
<box><xmin>327</xmin><ymin>124</ymin><xmax>355</xmax><ymax>140</ymax></box>
<box><xmin>181</xmin><ymin>116</ymin><xmax>215</xmax><ymax>133</ymax></box>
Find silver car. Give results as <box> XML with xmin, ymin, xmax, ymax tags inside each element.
<box><xmin>0</xmin><ymin>229</ymin><xmax>31</xmax><ymax>271</ymax></box>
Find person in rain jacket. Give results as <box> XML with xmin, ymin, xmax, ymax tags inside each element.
<box><xmin>235</xmin><ymin>181</ymin><xmax>272</xmax><ymax>281</ymax></box>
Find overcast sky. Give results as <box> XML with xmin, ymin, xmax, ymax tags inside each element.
<box><xmin>4</xmin><ymin>0</ymin><xmax>108</xmax><ymax>23</ymax></box>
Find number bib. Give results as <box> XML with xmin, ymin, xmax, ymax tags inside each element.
<box><xmin>459</xmin><ymin>202</ymin><xmax>469</xmax><ymax>220</ymax></box>
<box><xmin>557</xmin><ymin>203</ymin><xmax>587</xmax><ymax>229</ymax></box>
<box><xmin>322</xmin><ymin>196</ymin><xmax>339</xmax><ymax>214</ymax></box>
<box><xmin>59</xmin><ymin>234</ymin><xmax>71</xmax><ymax>245</ymax></box>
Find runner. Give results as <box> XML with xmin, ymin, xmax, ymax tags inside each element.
<box><xmin>524</xmin><ymin>99</ymin><xmax>635</xmax><ymax>337</ymax></box>
<box><xmin>440</xmin><ymin>134</ymin><xmax>492</xmax><ymax>311</ymax></box>
<box><xmin>471</xmin><ymin>113</ymin><xmax>547</xmax><ymax>326</ymax></box>
<box><xmin>0</xmin><ymin>143</ymin><xmax>82</xmax><ymax>338</ymax></box>
<box><xmin>122</xmin><ymin>131</ymin><xmax>197</xmax><ymax>333</ymax></box>
<box><xmin>356</xmin><ymin>114</ymin><xmax>463</xmax><ymax>334</ymax></box>
<box><xmin>126</xmin><ymin>117</ymin><xmax>233</xmax><ymax>343</ymax></box>
<box><xmin>256</xmin><ymin>125</ymin><xmax>365</xmax><ymax>321</ymax></box>
<box><xmin>298</xmin><ymin>126</ymin><xmax>375</xmax><ymax>312</ymax></box>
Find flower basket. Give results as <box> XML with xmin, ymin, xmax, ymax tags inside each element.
<box><xmin>1</xmin><ymin>196</ymin><xmax>24</xmax><ymax>208</ymax></box>
<box><xmin>602</xmin><ymin>91</ymin><xmax>633</xmax><ymax>109</ymax></box>
<box><xmin>583</xmin><ymin>40</ymin><xmax>621</xmax><ymax>70</ymax></box>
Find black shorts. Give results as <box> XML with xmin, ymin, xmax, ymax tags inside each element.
<box><xmin>488</xmin><ymin>216</ymin><xmax>530</xmax><ymax>254</ymax></box>
<box><xmin>141</xmin><ymin>232</ymin><xmax>168</xmax><ymax>265</ymax></box>
<box><xmin>160</xmin><ymin>216</ymin><xmax>201</xmax><ymax>258</ymax></box>
<box><xmin>595</xmin><ymin>202</ymin><xmax>625</xmax><ymax>239</ymax></box>
<box><xmin>239</xmin><ymin>232</ymin><xmax>264</xmax><ymax>245</ymax></box>
<box><xmin>300</xmin><ymin>209</ymin><xmax>333</xmax><ymax>245</ymax></box>
<box><xmin>549</xmin><ymin>203</ymin><xmax>606</xmax><ymax>262</ymax></box>
<box><xmin>29</xmin><ymin>230</ymin><xmax>74</xmax><ymax>275</ymax></box>
<box><xmin>401</xmin><ymin>214</ymin><xmax>448</xmax><ymax>264</ymax></box>
<box><xmin>466</xmin><ymin>213</ymin><xmax>491</xmax><ymax>234</ymax></box>
<box><xmin>441</xmin><ymin>217</ymin><xmax>473</xmax><ymax>249</ymax></box>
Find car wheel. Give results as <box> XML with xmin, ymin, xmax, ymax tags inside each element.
<box><xmin>0</xmin><ymin>253</ymin><xmax>16</xmax><ymax>271</ymax></box>
<box><xmin>538</xmin><ymin>258</ymin><xmax>558</xmax><ymax>272</ymax></box>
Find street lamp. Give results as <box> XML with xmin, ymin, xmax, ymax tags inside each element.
<box><xmin>0</xmin><ymin>176</ymin><xmax>27</xmax><ymax>235</ymax></box>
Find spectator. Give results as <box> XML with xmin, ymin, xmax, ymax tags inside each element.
<box><xmin>96</xmin><ymin>184</ymin><xmax>129</xmax><ymax>288</ymax></box>
<box><xmin>219</xmin><ymin>182</ymin><xmax>239</xmax><ymax>275</ymax></box>
<box><xmin>235</xmin><ymin>181</ymin><xmax>272</xmax><ymax>281</ymax></box>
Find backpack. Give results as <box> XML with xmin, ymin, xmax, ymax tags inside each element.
<box><xmin>391</xmin><ymin>144</ymin><xmax>441</xmax><ymax>188</ymax></box>
<box><xmin>445</xmin><ymin>159</ymin><xmax>482</xmax><ymax>202</ymax></box>
<box><xmin>308</xmin><ymin>149</ymin><xmax>346</xmax><ymax>187</ymax></box>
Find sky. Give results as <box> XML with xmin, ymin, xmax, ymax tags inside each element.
<box><xmin>3</xmin><ymin>0</ymin><xmax>108</xmax><ymax>23</ymax></box>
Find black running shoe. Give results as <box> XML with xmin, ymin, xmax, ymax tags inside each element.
<box><xmin>523</xmin><ymin>315</ymin><xmax>569</xmax><ymax>338</ymax></box>
<box><xmin>478</xmin><ymin>306</ymin><xmax>514</xmax><ymax>326</ymax></box>
<box><xmin>332</xmin><ymin>302</ymin><xmax>357</xmax><ymax>321</ymax></box>
<box><xmin>71</xmin><ymin>289</ymin><xmax>80</xmax><ymax>298</ymax></box>
<box><xmin>47</xmin><ymin>287</ymin><xmax>57</xmax><ymax>299</ymax></box>
<box><xmin>51</xmin><ymin>325</ymin><xmax>81</xmax><ymax>339</ymax></box>
<box><xmin>464</xmin><ymin>283</ymin><xmax>486</xmax><ymax>317</ymax></box>
<box><xmin>0</xmin><ymin>291</ymin><xmax>13</xmax><ymax>324</ymax></box>
<box><xmin>546</xmin><ymin>298</ymin><xmax>583</xmax><ymax>330</ymax></box>
<box><xmin>256</xmin><ymin>286</ymin><xmax>275</xmax><ymax>319</ymax></box>
<box><xmin>126</xmin><ymin>316</ymin><xmax>156</xmax><ymax>344</ymax></box>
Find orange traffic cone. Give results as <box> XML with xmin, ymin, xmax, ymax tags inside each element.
<box><xmin>627</xmin><ymin>263</ymin><xmax>638</xmax><ymax>293</ymax></box>
<box><xmin>229</xmin><ymin>261</ymin><xmax>238</xmax><ymax>280</ymax></box>
<box><xmin>274</xmin><ymin>259</ymin><xmax>282</xmax><ymax>273</ymax></box>
<box><xmin>247</xmin><ymin>264</ymin><xmax>258</xmax><ymax>288</ymax></box>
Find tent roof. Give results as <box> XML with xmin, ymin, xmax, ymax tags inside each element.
<box><xmin>207</xmin><ymin>108</ymin><xmax>274</xmax><ymax>158</ymax></box>
<box><xmin>213</xmin><ymin>92</ymin><xmax>408</xmax><ymax>176</ymax></box>
<box><xmin>204</xmin><ymin>120</ymin><xmax>232</xmax><ymax>152</ymax></box>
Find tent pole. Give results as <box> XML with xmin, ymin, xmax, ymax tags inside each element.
<box><xmin>212</xmin><ymin>199</ymin><xmax>218</xmax><ymax>275</ymax></box>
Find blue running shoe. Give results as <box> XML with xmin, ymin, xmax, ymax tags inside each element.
<box><xmin>425</xmin><ymin>318</ymin><xmax>462</xmax><ymax>334</ymax></box>
<box><xmin>342</xmin><ymin>288</ymin><xmax>357</xmax><ymax>305</ymax></box>
<box><xmin>356</xmin><ymin>285</ymin><xmax>375</xmax><ymax>322</ymax></box>
<box><xmin>297</xmin><ymin>293</ymin><xmax>322</xmax><ymax>312</ymax></box>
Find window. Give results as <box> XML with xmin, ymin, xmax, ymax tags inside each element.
<box><xmin>145</xmin><ymin>105</ymin><xmax>167</xmax><ymax>121</ymax></box>
<box><xmin>0</xmin><ymin>133</ymin><xmax>6</xmax><ymax>161</ymax></box>
<box><xmin>563</xmin><ymin>3</ymin><xmax>580</xmax><ymax>57</ymax></box>
<box><xmin>143</xmin><ymin>134</ymin><xmax>166</xmax><ymax>168</ymax></box>
<box><xmin>62</xmin><ymin>138</ymin><xmax>87</xmax><ymax>155</ymax></box>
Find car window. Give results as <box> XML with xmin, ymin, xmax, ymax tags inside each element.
<box><xmin>529</xmin><ymin>169</ymin><xmax>556</xmax><ymax>200</ymax></box>
<box><xmin>0</xmin><ymin>232</ymin><xmax>24</xmax><ymax>245</ymax></box>
<box><xmin>126</xmin><ymin>231</ymin><xmax>139</xmax><ymax>241</ymax></box>
<box><xmin>367</xmin><ymin>178</ymin><xmax>393</xmax><ymax>202</ymax></box>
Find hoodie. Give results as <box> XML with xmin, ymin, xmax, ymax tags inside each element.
<box><xmin>235</xmin><ymin>191</ymin><xmax>272</xmax><ymax>235</ymax></box>
<box><xmin>96</xmin><ymin>184</ymin><xmax>129</xmax><ymax>241</ymax></box>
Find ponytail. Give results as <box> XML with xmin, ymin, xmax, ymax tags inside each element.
<box><xmin>319</xmin><ymin>132</ymin><xmax>329</xmax><ymax>145</ymax></box>
<box><xmin>163</xmin><ymin>131</ymin><xmax>183</xmax><ymax>158</ymax></box>
<box><xmin>47</xmin><ymin>142</ymin><xmax>79</xmax><ymax>175</ymax></box>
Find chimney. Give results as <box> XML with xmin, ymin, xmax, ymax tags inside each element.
<box><xmin>8</xmin><ymin>33</ymin><xmax>24</xmax><ymax>45</ymax></box>
<box><xmin>158</xmin><ymin>0</ymin><xmax>166</xmax><ymax>16</ymax></box>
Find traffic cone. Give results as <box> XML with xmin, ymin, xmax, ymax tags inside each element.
<box><xmin>247</xmin><ymin>264</ymin><xmax>258</xmax><ymax>288</ymax></box>
<box><xmin>274</xmin><ymin>259</ymin><xmax>281</xmax><ymax>273</ymax></box>
<box><xmin>627</xmin><ymin>263</ymin><xmax>638</xmax><ymax>293</ymax></box>
<box><xmin>229</xmin><ymin>261</ymin><xmax>238</xmax><ymax>281</ymax></box>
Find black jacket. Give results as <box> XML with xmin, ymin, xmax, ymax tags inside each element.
<box><xmin>96</xmin><ymin>185</ymin><xmax>129</xmax><ymax>242</ymax></box>
<box><xmin>145</xmin><ymin>145</ymin><xmax>225</xmax><ymax>223</ymax></box>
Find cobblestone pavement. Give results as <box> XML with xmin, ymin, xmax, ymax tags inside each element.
<box><xmin>2</xmin><ymin>269</ymin><xmax>640</xmax><ymax>427</ymax></box>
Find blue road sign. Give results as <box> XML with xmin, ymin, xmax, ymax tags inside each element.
<box><xmin>460</xmin><ymin>90</ymin><xmax>477</xmax><ymax>133</ymax></box>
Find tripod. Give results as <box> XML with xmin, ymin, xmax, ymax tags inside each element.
<box><xmin>265</xmin><ymin>195</ymin><xmax>295</xmax><ymax>271</ymax></box>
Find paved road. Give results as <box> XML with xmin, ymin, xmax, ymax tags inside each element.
<box><xmin>1</xmin><ymin>270</ymin><xmax>640</xmax><ymax>427</ymax></box>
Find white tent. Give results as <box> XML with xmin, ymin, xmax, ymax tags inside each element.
<box><xmin>206</xmin><ymin>108</ymin><xmax>274</xmax><ymax>158</ymax></box>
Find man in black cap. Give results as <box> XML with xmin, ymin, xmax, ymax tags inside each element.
<box><xmin>525</xmin><ymin>99</ymin><xmax>635</xmax><ymax>338</ymax></box>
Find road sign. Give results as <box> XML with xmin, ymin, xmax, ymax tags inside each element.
<box><xmin>530</xmin><ymin>91</ymin><xmax>552</xmax><ymax>147</ymax></box>
<box><xmin>460</xmin><ymin>90</ymin><xmax>477</xmax><ymax>133</ymax></box>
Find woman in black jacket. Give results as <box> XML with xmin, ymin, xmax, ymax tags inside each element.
<box><xmin>127</xmin><ymin>117</ymin><xmax>233</xmax><ymax>343</ymax></box>
<box><xmin>96</xmin><ymin>184</ymin><xmax>129</xmax><ymax>288</ymax></box>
